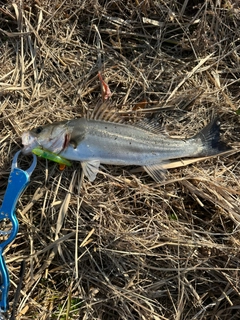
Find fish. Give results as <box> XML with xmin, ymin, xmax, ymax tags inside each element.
<box><xmin>21</xmin><ymin>116</ymin><xmax>230</xmax><ymax>182</ymax></box>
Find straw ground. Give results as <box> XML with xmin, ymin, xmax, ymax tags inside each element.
<box><xmin>0</xmin><ymin>0</ymin><xmax>240</xmax><ymax>319</ymax></box>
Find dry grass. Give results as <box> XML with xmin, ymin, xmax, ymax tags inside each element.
<box><xmin>1</xmin><ymin>0</ymin><xmax>240</xmax><ymax>319</ymax></box>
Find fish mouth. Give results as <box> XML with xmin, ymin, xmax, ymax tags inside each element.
<box><xmin>21</xmin><ymin>131</ymin><xmax>71</xmax><ymax>155</ymax></box>
<box><xmin>21</xmin><ymin>132</ymin><xmax>39</xmax><ymax>154</ymax></box>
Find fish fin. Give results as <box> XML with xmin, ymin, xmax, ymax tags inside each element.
<box><xmin>194</xmin><ymin>118</ymin><xmax>231</xmax><ymax>156</ymax></box>
<box><xmin>88</xmin><ymin>101</ymin><xmax>124</xmax><ymax>123</ymax></box>
<box><xmin>135</xmin><ymin>118</ymin><xmax>168</xmax><ymax>135</ymax></box>
<box><xmin>81</xmin><ymin>160</ymin><xmax>100</xmax><ymax>182</ymax></box>
<box><xmin>143</xmin><ymin>164</ymin><xmax>166</xmax><ymax>183</ymax></box>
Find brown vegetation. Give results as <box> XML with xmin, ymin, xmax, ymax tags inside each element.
<box><xmin>0</xmin><ymin>0</ymin><xmax>240</xmax><ymax>319</ymax></box>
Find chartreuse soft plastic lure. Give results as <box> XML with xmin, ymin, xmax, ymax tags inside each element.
<box><xmin>32</xmin><ymin>147</ymin><xmax>71</xmax><ymax>167</ymax></box>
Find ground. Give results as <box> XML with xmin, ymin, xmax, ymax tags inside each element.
<box><xmin>0</xmin><ymin>1</ymin><xmax>240</xmax><ymax>319</ymax></box>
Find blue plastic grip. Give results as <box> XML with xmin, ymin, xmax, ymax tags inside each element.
<box><xmin>0</xmin><ymin>168</ymin><xmax>29</xmax><ymax>312</ymax></box>
<box><xmin>0</xmin><ymin>168</ymin><xmax>29</xmax><ymax>247</ymax></box>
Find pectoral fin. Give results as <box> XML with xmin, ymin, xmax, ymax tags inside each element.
<box><xmin>143</xmin><ymin>164</ymin><xmax>166</xmax><ymax>183</ymax></box>
<box><xmin>81</xmin><ymin>160</ymin><xmax>100</xmax><ymax>182</ymax></box>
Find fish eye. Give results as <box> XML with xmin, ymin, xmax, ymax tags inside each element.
<box><xmin>35</xmin><ymin>126</ymin><xmax>43</xmax><ymax>134</ymax></box>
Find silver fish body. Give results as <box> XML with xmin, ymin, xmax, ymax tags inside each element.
<box><xmin>60</xmin><ymin>119</ymin><xmax>201</xmax><ymax>164</ymax></box>
<box><xmin>21</xmin><ymin>117</ymin><xmax>229</xmax><ymax>181</ymax></box>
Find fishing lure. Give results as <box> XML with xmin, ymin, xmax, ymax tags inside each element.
<box><xmin>32</xmin><ymin>147</ymin><xmax>71</xmax><ymax>167</ymax></box>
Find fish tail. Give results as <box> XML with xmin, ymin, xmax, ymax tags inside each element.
<box><xmin>194</xmin><ymin>118</ymin><xmax>231</xmax><ymax>156</ymax></box>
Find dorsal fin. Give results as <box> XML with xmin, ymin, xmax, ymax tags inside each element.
<box><xmin>87</xmin><ymin>101</ymin><xmax>125</xmax><ymax>123</ymax></box>
<box><xmin>86</xmin><ymin>100</ymin><xmax>167</xmax><ymax>131</ymax></box>
<box><xmin>134</xmin><ymin>117</ymin><xmax>168</xmax><ymax>135</ymax></box>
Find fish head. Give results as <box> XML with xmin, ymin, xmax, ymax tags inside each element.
<box><xmin>21</xmin><ymin>122</ymin><xmax>72</xmax><ymax>154</ymax></box>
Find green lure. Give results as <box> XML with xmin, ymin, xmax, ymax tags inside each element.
<box><xmin>32</xmin><ymin>147</ymin><xmax>72</xmax><ymax>166</ymax></box>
